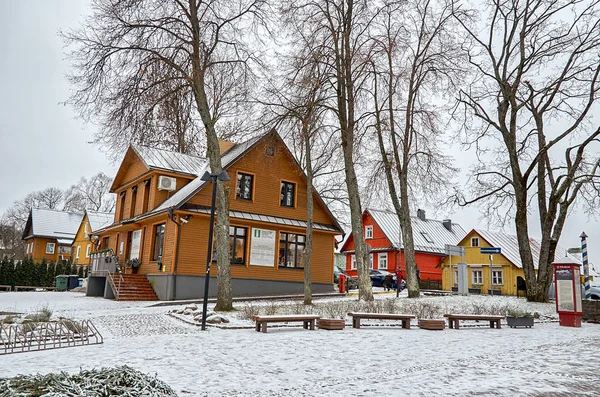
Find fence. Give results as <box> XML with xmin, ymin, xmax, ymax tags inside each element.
<box><xmin>419</xmin><ymin>278</ymin><xmax>442</xmax><ymax>290</ymax></box>
<box><xmin>0</xmin><ymin>319</ymin><xmax>103</xmax><ymax>355</ymax></box>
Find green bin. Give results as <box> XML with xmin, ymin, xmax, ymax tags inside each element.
<box><xmin>55</xmin><ymin>275</ymin><xmax>68</xmax><ymax>291</ymax></box>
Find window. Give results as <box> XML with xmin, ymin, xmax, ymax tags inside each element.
<box><xmin>365</xmin><ymin>225</ymin><xmax>373</xmax><ymax>239</ymax></box>
<box><xmin>119</xmin><ymin>241</ymin><xmax>124</xmax><ymax>255</ymax></box>
<box><xmin>351</xmin><ymin>255</ymin><xmax>357</xmax><ymax>270</ymax></box>
<box><xmin>471</xmin><ymin>237</ymin><xmax>479</xmax><ymax>247</ymax></box>
<box><xmin>130</xmin><ymin>185</ymin><xmax>138</xmax><ymax>218</ymax></box>
<box><xmin>45</xmin><ymin>243</ymin><xmax>55</xmax><ymax>255</ymax></box>
<box><xmin>421</xmin><ymin>232</ymin><xmax>434</xmax><ymax>243</ymax></box>
<box><xmin>280</xmin><ymin>181</ymin><xmax>295</xmax><ymax>207</ymax></box>
<box><xmin>86</xmin><ymin>244</ymin><xmax>92</xmax><ymax>258</ymax></box>
<box><xmin>229</xmin><ymin>226</ymin><xmax>247</xmax><ymax>264</ymax></box>
<box><xmin>236</xmin><ymin>172</ymin><xmax>254</xmax><ymax>200</ymax></box>
<box><xmin>118</xmin><ymin>191</ymin><xmax>126</xmax><ymax>220</ymax></box>
<box><xmin>472</xmin><ymin>269</ymin><xmax>483</xmax><ymax>285</ymax></box>
<box><xmin>378</xmin><ymin>253</ymin><xmax>388</xmax><ymax>270</ymax></box>
<box><xmin>492</xmin><ymin>270</ymin><xmax>503</xmax><ymax>285</ymax></box>
<box><xmin>76</xmin><ymin>245</ymin><xmax>81</xmax><ymax>259</ymax></box>
<box><xmin>142</xmin><ymin>179</ymin><xmax>151</xmax><ymax>213</ymax></box>
<box><xmin>279</xmin><ymin>232</ymin><xmax>306</xmax><ymax>268</ymax></box>
<box><xmin>368</xmin><ymin>253</ymin><xmax>374</xmax><ymax>269</ymax></box>
<box><xmin>454</xmin><ymin>269</ymin><xmax>458</xmax><ymax>285</ymax></box>
<box><xmin>152</xmin><ymin>224</ymin><xmax>166</xmax><ymax>261</ymax></box>
<box><xmin>58</xmin><ymin>246</ymin><xmax>70</xmax><ymax>254</ymax></box>
<box><xmin>102</xmin><ymin>237</ymin><xmax>110</xmax><ymax>250</ymax></box>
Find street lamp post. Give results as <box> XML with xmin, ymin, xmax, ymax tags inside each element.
<box><xmin>200</xmin><ymin>170</ymin><xmax>230</xmax><ymax>331</ymax></box>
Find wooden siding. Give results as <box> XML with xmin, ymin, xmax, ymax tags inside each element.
<box><xmin>175</xmin><ymin>213</ymin><xmax>335</xmax><ymax>283</ymax></box>
<box><xmin>72</xmin><ymin>214</ymin><xmax>95</xmax><ymax>265</ymax></box>
<box><xmin>27</xmin><ymin>237</ymin><xmax>61</xmax><ymax>262</ymax></box>
<box><xmin>440</xmin><ymin>230</ymin><xmax>524</xmax><ymax>295</ymax></box>
<box><xmin>187</xmin><ymin>137</ymin><xmax>335</xmax><ymax>226</ymax></box>
<box><xmin>343</xmin><ymin>212</ymin><xmax>444</xmax><ymax>281</ymax></box>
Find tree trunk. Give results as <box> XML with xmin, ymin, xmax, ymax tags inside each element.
<box><xmin>303</xmin><ymin>126</ymin><xmax>313</xmax><ymax>305</ymax></box>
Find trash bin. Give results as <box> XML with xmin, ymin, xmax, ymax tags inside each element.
<box><xmin>78</xmin><ymin>278</ymin><xmax>84</xmax><ymax>288</ymax></box>
<box><xmin>55</xmin><ymin>275</ymin><xmax>68</xmax><ymax>291</ymax></box>
<box><xmin>67</xmin><ymin>275</ymin><xmax>79</xmax><ymax>290</ymax></box>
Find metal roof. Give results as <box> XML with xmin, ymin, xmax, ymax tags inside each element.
<box><xmin>26</xmin><ymin>208</ymin><xmax>83</xmax><ymax>242</ymax></box>
<box><xmin>86</xmin><ymin>210</ymin><xmax>115</xmax><ymax>232</ymax></box>
<box><xmin>367</xmin><ymin>209</ymin><xmax>467</xmax><ymax>254</ymax></box>
<box><xmin>473</xmin><ymin>229</ymin><xmax>575</xmax><ymax>269</ymax></box>
<box><xmin>181</xmin><ymin>205</ymin><xmax>340</xmax><ymax>232</ymax></box>
<box><xmin>132</xmin><ymin>144</ymin><xmax>208</xmax><ymax>175</ymax></box>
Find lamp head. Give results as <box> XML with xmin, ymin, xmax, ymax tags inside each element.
<box><xmin>201</xmin><ymin>171</ymin><xmax>211</xmax><ymax>182</ymax></box>
<box><xmin>217</xmin><ymin>170</ymin><xmax>230</xmax><ymax>181</ymax></box>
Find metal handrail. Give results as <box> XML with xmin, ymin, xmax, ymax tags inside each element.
<box><xmin>89</xmin><ymin>249</ymin><xmax>123</xmax><ymax>299</ymax></box>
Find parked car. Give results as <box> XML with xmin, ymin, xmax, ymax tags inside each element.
<box><xmin>548</xmin><ymin>280</ymin><xmax>600</xmax><ymax>300</ymax></box>
<box><xmin>334</xmin><ymin>267</ymin><xmax>358</xmax><ymax>290</ymax></box>
<box><xmin>369</xmin><ymin>269</ymin><xmax>394</xmax><ymax>288</ymax></box>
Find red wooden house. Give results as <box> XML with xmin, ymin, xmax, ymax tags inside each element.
<box><xmin>340</xmin><ymin>209</ymin><xmax>466</xmax><ymax>281</ymax></box>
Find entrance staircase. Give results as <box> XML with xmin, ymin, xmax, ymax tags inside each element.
<box><xmin>109</xmin><ymin>274</ymin><xmax>158</xmax><ymax>301</ymax></box>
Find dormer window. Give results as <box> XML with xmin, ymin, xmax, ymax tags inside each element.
<box><xmin>421</xmin><ymin>231</ymin><xmax>434</xmax><ymax>243</ymax></box>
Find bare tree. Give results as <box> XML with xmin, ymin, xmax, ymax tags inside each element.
<box><xmin>369</xmin><ymin>0</ymin><xmax>465</xmax><ymax>297</ymax></box>
<box><xmin>63</xmin><ymin>172</ymin><xmax>116</xmax><ymax>212</ymax></box>
<box><xmin>63</xmin><ymin>0</ymin><xmax>269</xmax><ymax>310</ymax></box>
<box><xmin>3</xmin><ymin>188</ymin><xmax>65</xmax><ymax>228</ymax></box>
<box><xmin>453</xmin><ymin>0</ymin><xmax>600</xmax><ymax>301</ymax></box>
<box><xmin>282</xmin><ymin>0</ymin><xmax>377</xmax><ymax>301</ymax></box>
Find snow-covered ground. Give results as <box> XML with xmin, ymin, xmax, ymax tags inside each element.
<box><xmin>1</xmin><ymin>291</ymin><xmax>599</xmax><ymax>396</ymax></box>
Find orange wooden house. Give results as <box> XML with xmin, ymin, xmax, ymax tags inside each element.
<box><xmin>92</xmin><ymin>130</ymin><xmax>343</xmax><ymax>300</ymax></box>
<box><xmin>22</xmin><ymin>208</ymin><xmax>83</xmax><ymax>262</ymax></box>
<box><xmin>72</xmin><ymin>210</ymin><xmax>114</xmax><ymax>266</ymax></box>
<box><xmin>340</xmin><ymin>209</ymin><xmax>466</xmax><ymax>281</ymax></box>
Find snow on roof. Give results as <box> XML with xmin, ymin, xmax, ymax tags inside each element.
<box><xmin>132</xmin><ymin>144</ymin><xmax>208</xmax><ymax>175</ymax></box>
<box><xmin>86</xmin><ymin>211</ymin><xmax>115</xmax><ymax>232</ymax></box>
<box><xmin>367</xmin><ymin>208</ymin><xmax>467</xmax><ymax>254</ymax></box>
<box><xmin>474</xmin><ymin>229</ymin><xmax>575</xmax><ymax>269</ymax></box>
<box><xmin>28</xmin><ymin>208</ymin><xmax>83</xmax><ymax>242</ymax></box>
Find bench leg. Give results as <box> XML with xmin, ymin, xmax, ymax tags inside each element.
<box><xmin>447</xmin><ymin>319</ymin><xmax>453</xmax><ymax>329</ymax></box>
<box><xmin>262</xmin><ymin>323</ymin><xmax>268</xmax><ymax>333</ymax></box>
<box><xmin>402</xmin><ymin>319</ymin><xmax>410</xmax><ymax>329</ymax></box>
<box><xmin>310</xmin><ymin>320</ymin><xmax>315</xmax><ymax>330</ymax></box>
<box><xmin>455</xmin><ymin>320</ymin><xmax>460</xmax><ymax>330</ymax></box>
<box><xmin>496</xmin><ymin>320</ymin><xmax>501</xmax><ymax>329</ymax></box>
<box><xmin>489</xmin><ymin>321</ymin><xmax>494</xmax><ymax>328</ymax></box>
<box><xmin>255</xmin><ymin>322</ymin><xmax>260</xmax><ymax>332</ymax></box>
<box><xmin>352</xmin><ymin>317</ymin><xmax>360</xmax><ymax>329</ymax></box>
<box><xmin>303</xmin><ymin>321</ymin><xmax>308</xmax><ymax>329</ymax></box>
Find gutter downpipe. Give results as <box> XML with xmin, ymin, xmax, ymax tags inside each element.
<box><xmin>168</xmin><ymin>208</ymin><xmax>182</xmax><ymax>301</ymax></box>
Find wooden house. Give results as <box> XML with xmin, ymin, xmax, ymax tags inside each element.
<box><xmin>340</xmin><ymin>209</ymin><xmax>466</xmax><ymax>282</ymax></box>
<box><xmin>440</xmin><ymin>229</ymin><xmax>572</xmax><ymax>295</ymax></box>
<box><xmin>72</xmin><ymin>210</ymin><xmax>114</xmax><ymax>266</ymax></box>
<box><xmin>93</xmin><ymin>130</ymin><xmax>343</xmax><ymax>300</ymax></box>
<box><xmin>22</xmin><ymin>208</ymin><xmax>83</xmax><ymax>262</ymax></box>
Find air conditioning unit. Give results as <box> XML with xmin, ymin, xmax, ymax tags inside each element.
<box><xmin>158</xmin><ymin>176</ymin><xmax>177</xmax><ymax>191</ymax></box>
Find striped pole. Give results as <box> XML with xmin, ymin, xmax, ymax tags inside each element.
<box><xmin>581</xmin><ymin>232</ymin><xmax>590</xmax><ymax>300</ymax></box>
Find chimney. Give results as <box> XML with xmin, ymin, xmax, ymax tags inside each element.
<box><xmin>443</xmin><ymin>219</ymin><xmax>452</xmax><ymax>232</ymax></box>
<box><xmin>417</xmin><ymin>209</ymin><xmax>426</xmax><ymax>221</ymax></box>
<box><xmin>218</xmin><ymin>140</ymin><xmax>235</xmax><ymax>154</ymax></box>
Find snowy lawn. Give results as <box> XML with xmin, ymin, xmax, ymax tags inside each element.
<box><xmin>1</xmin><ymin>291</ymin><xmax>599</xmax><ymax>396</ymax></box>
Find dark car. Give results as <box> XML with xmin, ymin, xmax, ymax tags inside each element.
<box><xmin>369</xmin><ymin>269</ymin><xmax>394</xmax><ymax>288</ymax></box>
<box><xmin>334</xmin><ymin>267</ymin><xmax>358</xmax><ymax>290</ymax></box>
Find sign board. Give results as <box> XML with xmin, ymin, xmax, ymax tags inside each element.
<box><xmin>480</xmin><ymin>247</ymin><xmax>501</xmax><ymax>255</ymax></box>
<box><xmin>249</xmin><ymin>228</ymin><xmax>276</xmax><ymax>267</ymax></box>
<box><xmin>445</xmin><ymin>244</ymin><xmax>465</xmax><ymax>256</ymax></box>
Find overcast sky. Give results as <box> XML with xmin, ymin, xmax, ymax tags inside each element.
<box><xmin>0</xmin><ymin>1</ymin><xmax>597</xmax><ymax>268</ymax></box>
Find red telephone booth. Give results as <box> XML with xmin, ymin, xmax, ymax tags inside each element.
<box><xmin>553</xmin><ymin>257</ymin><xmax>582</xmax><ymax>327</ymax></box>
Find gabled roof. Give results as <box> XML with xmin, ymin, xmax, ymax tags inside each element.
<box><xmin>110</xmin><ymin>145</ymin><xmax>207</xmax><ymax>191</ymax></box>
<box><xmin>22</xmin><ymin>208</ymin><xmax>84</xmax><ymax>244</ymax></box>
<box><xmin>86</xmin><ymin>210</ymin><xmax>115</xmax><ymax>232</ymax></box>
<box><xmin>344</xmin><ymin>208</ymin><xmax>467</xmax><ymax>254</ymax></box>
<box><xmin>468</xmin><ymin>229</ymin><xmax>575</xmax><ymax>269</ymax></box>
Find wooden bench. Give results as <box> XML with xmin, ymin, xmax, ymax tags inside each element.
<box><xmin>0</xmin><ymin>285</ymin><xmax>12</xmax><ymax>292</ymax></box>
<box><xmin>14</xmin><ymin>286</ymin><xmax>57</xmax><ymax>292</ymax></box>
<box><xmin>253</xmin><ymin>315</ymin><xmax>320</xmax><ymax>333</ymax></box>
<box><xmin>443</xmin><ymin>314</ymin><xmax>504</xmax><ymax>329</ymax></box>
<box><xmin>348</xmin><ymin>312</ymin><xmax>415</xmax><ymax>329</ymax></box>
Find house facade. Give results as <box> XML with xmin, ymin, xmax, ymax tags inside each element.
<box><xmin>340</xmin><ymin>209</ymin><xmax>466</xmax><ymax>281</ymax></box>
<box><xmin>95</xmin><ymin>130</ymin><xmax>343</xmax><ymax>300</ymax></box>
<box><xmin>72</xmin><ymin>210</ymin><xmax>114</xmax><ymax>266</ymax></box>
<box><xmin>440</xmin><ymin>229</ymin><xmax>573</xmax><ymax>296</ymax></box>
<box><xmin>22</xmin><ymin>208</ymin><xmax>83</xmax><ymax>262</ymax></box>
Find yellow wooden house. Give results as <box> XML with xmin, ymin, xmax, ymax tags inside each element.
<box><xmin>72</xmin><ymin>210</ymin><xmax>114</xmax><ymax>266</ymax></box>
<box><xmin>441</xmin><ymin>229</ymin><xmax>572</xmax><ymax>296</ymax></box>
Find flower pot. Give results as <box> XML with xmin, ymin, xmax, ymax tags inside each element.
<box><xmin>506</xmin><ymin>316</ymin><xmax>534</xmax><ymax>328</ymax></box>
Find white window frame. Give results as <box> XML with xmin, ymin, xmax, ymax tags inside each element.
<box><xmin>471</xmin><ymin>237</ymin><xmax>479</xmax><ymax>247</ymax></box>
<box><xmin>45</xmin><ymin>243</ymin><xmax>55</xmax><ymax>255</ymax></box>
<box><xmin>76</xmin><ymin>246</ymin><xmax>81</xmax><ymax>259</ymax></box>
<box><xmin>472</xmin><ymin>269</ymin><xmax>483</xmax><ymax>285</ymax></box>
<box><xmin>86</xmin><ymin>244</ymin><xmax>92</xmax><ymax>258</ymax></box>
<box><xmin>365</xmin><ymin>225</ymin><xmax>373</xmax><ymax>239</ymax></box>
<box><xmin>119</xmin><ymin>241</ymin><xmax>125</xmax><ymax>255</ymax></box>
<box><xmin>492</xmin><ymin>269</ymin><xmax>504</xmax><ymax>285</ymax></box>
<box><xmin>454</xmin><ymin>269</ymin><xmax>458</xmax><ymax>286</ymax></box>
<box><xmin>369</xmin><ymin>253</ymin><xmax>374</xmax><ymax>269</ymax></box>
<box><xmin>378</xmin><ymin>253</ymin><xmax>388</xmax><ymax>270</ymax></box>
<box><xmin>351</xmin><ymin>255</ymin><xmax>357</xmax><ymax>270</ymax></box>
